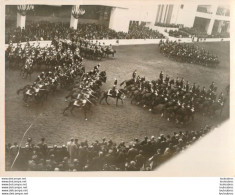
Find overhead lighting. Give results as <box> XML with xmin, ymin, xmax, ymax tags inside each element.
<box><xmin>17</xmin><ymin>4</ymin><xmax>34</xmax><ymax>16</ymax></box>
<box><xmin>71</xmin><ymin>5</ymin><xmax>85</xmax><ymax>19</ymax></box>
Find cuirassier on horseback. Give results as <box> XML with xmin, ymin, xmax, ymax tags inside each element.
<box><xmin>63</xmin><ymin>65</ymin><xmax>106</xmax><ymax>120</ymax></box>
<box><xmin>100</xmin><ymin>78</ymin><xmax>126</xmax><ymax>106</ymax></box>
<box><xmin>122</xmin><ymin>70</ymin><xmax>227</xmax><ymax>125</ymax></box>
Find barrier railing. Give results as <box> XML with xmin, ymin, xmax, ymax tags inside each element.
<box><xmin>5</xmin><ymin>37</ymin><xmax>230</xmax><ymax>49</ymax></box>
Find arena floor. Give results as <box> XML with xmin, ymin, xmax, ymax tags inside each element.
<box><xmin>5</xmin><ymin>42</ymin><xmax>230</xmax><ymax>146</ymax></box>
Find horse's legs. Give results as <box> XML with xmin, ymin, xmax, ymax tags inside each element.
<box><xmin>220</xmin><ymin>106</ymin><xmax>223</xmax><ymax>116</ymax></box>
<box><xmin>105</xmin><ymin>97</ymin><xmax>109</xmax><ymax>105</ymax></box>
<box><xmin>116</xmin><ymin>98</ymin><xmax>118</xmax><ymax>106</ymax></box>
<box><xmin>191</xmin><ymin>114</ymin><xmax>194</xmax><ymax>121</ymax></box>
<box><xmin>63</xmin><ymin>103</ymin><xmax>71</xmax><ymax>115</ymax></box>
<box><xmin>99</xmin><ymin>96</ymin><xmax>104</xmax><ymax>104</ymax></box>
<box><xmin>70</xmin><ymin>106</ymin><xmax>75</xmax><ymax>116</ymax></box>
<box><xmin>131</xmin><ymin>97</ymin><xmax>134</xmax><ymax>104</ymax></box>
<box><xmin>84</xmin><ymin>108</ymin><xmax>87</xmax><ymax>120</ymax></box>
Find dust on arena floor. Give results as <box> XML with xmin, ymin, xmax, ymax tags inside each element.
<box><xmin>5</xmin><ymin>41</ymin><xmax>230</xmax><ymax>146</ymax></box>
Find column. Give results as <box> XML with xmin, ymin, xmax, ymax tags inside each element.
<box><xmin>17</xmin><ymin>12</ymin><xmax>26</xmax><ymax>29</ymax></box>
<box><xmin>207</xmin><ymin>19</ymin><xmax>215</xmax><ymax>35</ymax></box>
<box><xmin>160</xmin><ymin>5</ymin><xmax>166</xmax><ymax>23</ymax></box>
<box><xmin>226</xmin><ymin>22</ymin><xmax>230</xmax><ymax>33</ymax></box>
<box><xmin>217</xmin><ymin>21</ymin><xmax>223</xmax><ymax>33</ymax></box>
<box><xmin>207</xmin><ymin>5</ymin><xmax>217</xmax><ymax>35</ymax></box>
<box><xmin>70</xmin><ymin>14</ymin><xmax>78</xmax><ymax>29</ymax></box>
<box><xmin>163</xmin><ymin>5</ymin><xmax>169</xmax><ymax>23</ymax></box>
<box><xmin>155</xmin><ymin>5</ymin><xmax>161</xmax><ymax>23</ymax></box>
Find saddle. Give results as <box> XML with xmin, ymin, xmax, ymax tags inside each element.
<box><xmin>26</xmin><ymin>90</ymin><xmax>32</xmax><ymax>96</ymax></box>
<box><xmin>108</xmin><ymin>89</ymin><xmax>118</xmax><ymax>97</ymax></box>
<box><xmin>73</xmin><ymin>100</ymin><xmax>81</xmax><ymax>107</ymax></box>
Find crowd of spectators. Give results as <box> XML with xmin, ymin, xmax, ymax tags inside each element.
<box><xmin>6</xmin><ymin>125</ymin><xmax>212</xmax><ymax>171</ymax></box>
<box><xmin>6</xmin><ymin>22</ymin><xmax>165</xmax><ymax>44</ymax></box>
<box><xmin>207</xmin><ymin>32</ymin><xmax>230</xmax><ymax>38</ymax></box>
<box><xmin>155</xmin><ymin>23</ymin><xmax>181</xmax><ymax>28</ymax></box>
<box><xmin>168</xmin><ymin>30</ymin><xmax>190</xmax><ymax>38</ymax></box>
<box><xmin>180</xmin><ymin>27</ymin><xmax>230</xmax><ymax>38</ymax></box>
<box><xmin>180</xmin><ymin>27</ymin><xmax>208</xmax><ymax>38</ymax></box>
<box><xmin>128</xmin><ymin>23</ymin><xmax>165</xmax><ymax>39</ymax></box>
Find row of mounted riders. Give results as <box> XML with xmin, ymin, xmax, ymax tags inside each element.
<box><xmin>159</xmin><ymin>40</ymin><xmax>220</xmax><ymax>68</ymax></box>
<box><xmin>16</xmin><ymin>64</ymin><xmax>226</xmax><ymax>125</ymax></box>
<box><xmin>120</xmin><ymin>71</ymin><xmax>226</xmax><ymax>124</ymax></box>
<box><xmin>10</xmin><ymin>40</ymin><xmax>226</xmax><ymax>123</ymax></box>
<box><xmin>5</xmin><ymin>39</ymin><xmax>116</xmax><ymax>77</ymax></box>
<box><xmin>17</xmin><ymin>63</ymin><xmax>126</xmax><ymax>120</ymax></box>
<box><xmin>53</xmin><ymin>39</ymin><xmax>117</xmax><ymax>60</ymax></box>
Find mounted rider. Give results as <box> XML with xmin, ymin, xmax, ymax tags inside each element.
<box><xmin>107</xmin><ymin>79</ymin><xmax>119</xmax><ymax>96</ymax></box>
<box><xmin>209</xmin><ymin>81</ymin><xmax>216</xmax><ymax>91</ymax></box>
<box><xmin>94</xmin><ymin>64</ymin><xmax>100</xmax><ymax>73</ymax></box>
<box><xmin>107</xmin><ymin>44</ymin><xmax>113</xmax><ymax>52</ymax></box>
<box><xmin>218</xmin><ymin>92</ymin><xmax>224</xmax><ymax>105</ymax></box>
<box><xmin>132</xmin><ymin>70</ymin><xmax>137</xmax><ymax>82</ymax></box>
<box><xmin>159</xmin><ymin>71</ymin><xmax>163</xmax><ymax>81</ymax></box>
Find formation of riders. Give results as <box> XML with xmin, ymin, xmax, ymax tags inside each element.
<box><xmin>107</xmin><ymin>78</ymin><xmax>119</xmax><ymax>97</ymax></box>
<box><xmin>159</xmin><ymin>40</ymin><xmax>219</xmax><ymax>67</ymax></box>
<box><xmin>125</xmin><ymin>69</ymin><xmax>225</xmax><ymax>121</ymax></box>
<box><xmin>19</xmin><ymin>57</ymin><xmax>84</xmax><ymax>105</ymax></box>
<box><xmin>6</xmin><ymin>38</ymin><xmax>114</xmax><ymax>71</ymax></box>
<box><xmin>80</xmin><ymin>39</ymin><xmax>114</xmax><ymax>53</ymax></box>
<box><xmin>66</xmin><ymin>64</ymin><xmax>106</xmax><ymax>108</ymax></box>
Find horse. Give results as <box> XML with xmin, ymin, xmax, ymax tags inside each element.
<box><xmin>130</xmin><ymin>90</ymin><xmax>143</xmax><ymax>105</ymax></box>
<box><xmin>99</xmin><ymin>89</ymin><xmax>126</xmax><ymax>106</ymax></box>
<box><xmin>104</xmin><ymin>49</ymin><xmax>116</xmax><ymax>57</ymax></box>
<box><xmin>120</xmin><ymin>79</ymin><xmax>135</xmax><ymax>89</ymax></box>
<box><xmin>175</xmin><ymin>105</ymin><xmax>195</xmax><ymax>124</ymax></box>
<box><xmin>20</xmin><ymin>64</ymin><xmax>33</xmax><ymax>79</ymax></box>
<box><xmin>208</xmin><ymin>100</ymin><xmax>225</xmax><ymax>117</ymax></box>
<box><xmin>63</xmin><ymin>99</ymin><xmax>93</xmax><ymax>120</ymax></box>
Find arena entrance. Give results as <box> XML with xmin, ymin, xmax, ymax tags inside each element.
<box><xmin>193</xmin><ymin>16</ymin><xmax>210</xmax><ymax>33</ymax></box>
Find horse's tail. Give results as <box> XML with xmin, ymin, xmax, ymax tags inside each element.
<box><xmin>17</xmin><ymin>88</ymin><xmax>23</xmax><ymax>95</ymax></box>
<box><xmin>120</xmin><ymin>80</ymin><xmax>125</xmax><ymax>86</ymax></box>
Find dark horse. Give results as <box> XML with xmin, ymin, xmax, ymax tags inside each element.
<box><xmin>99</xmin><ymin>89</ymin><xmax>126</xmax><ymax>106</ymax></box>
<box><xmin>104</xmin><ymin>49</ymin><xmax>116</xmax><ymax>57</ymax></box>
<box><xmin>208</xmin><ymin>100</ymin><xmax>226</xmax><ymax>117</ymax></box>
<box><xmin>120</xmin><ymin>78</ymin><xmax>135</xmax><ymax>89</ymax></box>
<box><xmin>63</xmin><ymin>99</ymin><xmax>94</xmax><ymax>120</ymax></box>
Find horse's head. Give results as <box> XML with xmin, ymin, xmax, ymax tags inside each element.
<box><xmin>99</xmin><ymin>71</ymin><xmax>106</xmax><ymax>77</ymax></box>
<box><xmin>119</xmin><ymin>88</ymin><xmax>127</xmax><ymax>94</ymax></box>
<box><xmin>118</xmin><ymin>89</ymin><xmax>127</xmax><ymax>99</ymax></box>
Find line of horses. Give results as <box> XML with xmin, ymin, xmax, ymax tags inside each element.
<box><xmin>17</xmin><ymin>62</ymin><xmax>85</xmax><ymax>106</ymax></box>
<box><xmin>159</xmin><ymin>40</ymin><xmax>220</xmax><ymax>68</ymax></box>
<box><xmin>120</xmin><ymin>75</ymin><xmax>226</xmax><ymax>125</ymax></box>
<box><xmin>5</xmin><ymin>39</ymin><xmax>117</xmax><ymax>80</ymax></box>
<box><xmin>63</xmin><ymin>69</ymin><xmax>107</xmax><ymax>120</ymax></box>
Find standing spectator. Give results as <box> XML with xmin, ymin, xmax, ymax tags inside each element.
<box><xmin>38</xmin><ymin>137</ymin><xmax>48</xmax><ymax>158</ymax></box>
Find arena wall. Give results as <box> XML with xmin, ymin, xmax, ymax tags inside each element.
<box><xmin>5</xmin><ymin>37</ymin><xmax>230</xmax><ymax>50</ymax></box>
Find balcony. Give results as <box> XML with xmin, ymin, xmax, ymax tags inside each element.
<box><xmin>197</xmin><ymin>5</ymin><xmax>213</xmax><ymax>14</ymax></box>
<box><xmin>216</xmin><ymin>7</ymin><xmax>230</xmax><ymax>17</ymax></box>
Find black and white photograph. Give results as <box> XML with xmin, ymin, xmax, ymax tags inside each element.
<box><xmin>2</xmin><ymin>0</ymin><xmax>233</xmax><ymax>175</ymax></box>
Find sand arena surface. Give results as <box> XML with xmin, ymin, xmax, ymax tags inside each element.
<box><xmin>5</xmin><ymin>42</ymin><xmax>230</xmax><ymax>145</ymax></box>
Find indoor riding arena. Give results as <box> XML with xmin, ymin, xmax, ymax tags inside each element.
<box><xmin>4</xmin><ymin>3</ymin><xmax>230</xmax><ymax>171</ymax></box>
